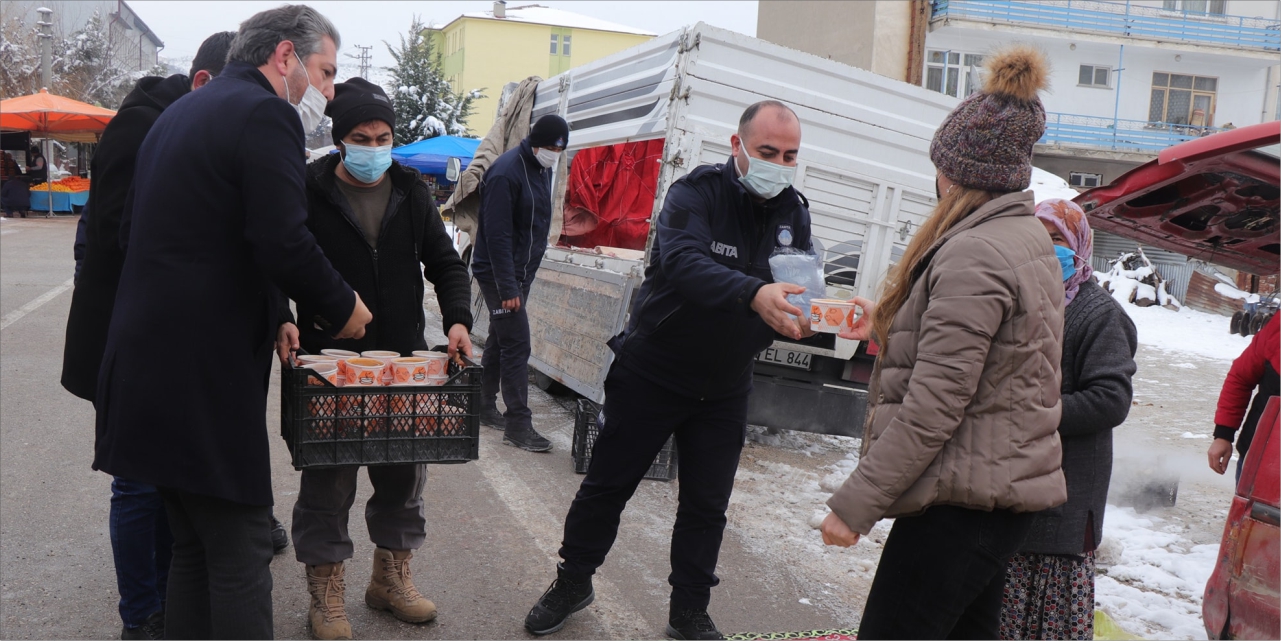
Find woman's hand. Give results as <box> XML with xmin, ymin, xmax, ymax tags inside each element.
<box><xmin>837</xmin><ymin>296</ymin><xmax>876</xmax><ymax>342</ymax></box>
<box><xmin>820</xmin><ymin>512</ymin><xmax>861</xmax><ymax>547</ymax></box>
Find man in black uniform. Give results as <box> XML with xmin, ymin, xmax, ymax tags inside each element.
<box><xmin>523</xmin><ymin>101</ymin><xmax>812</xmax><ymax>640</ymax></box>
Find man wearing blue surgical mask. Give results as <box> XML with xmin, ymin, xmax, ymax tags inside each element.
<box><xmin>273</xmin><ymin>77</ymin><xmax>474</xmax><ymax>640</ymax></box>
<box><xmin>522</xmin><ymin>101</ymin><xmax>813</xmax><ymax>640</ymax></box>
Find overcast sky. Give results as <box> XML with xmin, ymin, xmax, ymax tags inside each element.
<box><xmin>131</xmin><ymin>1</ymin><xmax>759</xmax><ymax>68</ymax></box>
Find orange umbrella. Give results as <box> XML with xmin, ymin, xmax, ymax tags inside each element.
<box><xmin>0</xmin><ymin>88</ymin><xmax>115</xmax><ymax>135</ymax></box>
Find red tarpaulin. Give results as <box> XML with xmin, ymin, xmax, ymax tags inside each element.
<box><xmin>560</xmin><ymin>139</ymin><xmax>664</xmax><ymax>251</ymax></box>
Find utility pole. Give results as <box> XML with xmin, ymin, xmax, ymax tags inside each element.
<box><xmin>37</xmin><ymin>7</ymin><xmax>52</xmax><ymax>90</ymax></box>
<box><xmin>355</xmin><ymin>45</ymin><xmax>372</xmax><ymax>80</ymax></box>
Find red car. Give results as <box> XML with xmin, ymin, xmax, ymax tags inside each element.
<box><xmin>1075</xmin><ymin>121</ymin><xmax>1280</xmax><ymax>640</ymax></box>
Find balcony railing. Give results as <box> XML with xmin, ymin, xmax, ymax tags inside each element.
<box><xmin>1040</xmin><ymin>112</ymin><xmax>1228</xmax><ymax>152</ymax></box>
<box><xmin>932</xmin><ymin>0</ymin><xmax>1281</xmax><ymax>51</ymax></box>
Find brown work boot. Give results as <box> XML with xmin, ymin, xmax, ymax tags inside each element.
<box><xmin>306</xmin><ymin>562</ymin><xmax>352</xmax><ymax>640</ymax></box>
<box><xmin>365</xmin><ymin>548</ymin><xmax>437</xmax><ymax>623</ymax></box>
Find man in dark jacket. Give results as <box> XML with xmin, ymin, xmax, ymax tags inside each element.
<box><xmin>523</xmin><ymin>101</ymin><xmax>811</xmax><ymax>640</ymax></box>
<box><xmin>470</xmin><ymin>115</ymin><xmax>567</xmax><ymax>452</ymax></box>
<box><xmin>59</xmin><ymin>32</ymin><xmax>235</xmax><ymax>641</ymax></box>
<box><xmin>273</xmin><ymin>78</ymin><xmax>473</xmax><ymax>640</ymax></box>
<box><xmin>92</xmin><ymin>7</ymin><xmax>371</xmax><ymax>638</ymax></box>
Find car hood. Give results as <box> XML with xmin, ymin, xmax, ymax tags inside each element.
<box><xmin>1074</xmin><ymin>121</ymin><xmax>1279</xmax><ymax>275</ymax></box>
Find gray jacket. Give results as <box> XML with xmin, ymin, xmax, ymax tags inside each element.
<box><xmin>1020</xmin><ymin>279</ymin><xmax>1137</xmax><ymax>555</ymax></box>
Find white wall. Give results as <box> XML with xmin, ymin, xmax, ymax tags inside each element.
<box><xmin>925</xmin><ymin>29</ymin><xmax>1275</xmax><ymax>127</ymax></box>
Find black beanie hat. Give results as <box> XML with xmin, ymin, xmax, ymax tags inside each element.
<box><xmin>529</xmin><ymin>115</ymin><xmax>569</xmax><ymax>148</ymax></box>
<box><xmin>327</xmin><ymin>77</ymin><xmax>396</xmax><ymax>145</ymax></box>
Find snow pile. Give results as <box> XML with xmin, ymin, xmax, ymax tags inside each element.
<box><xmin>1029</xmin><ymin>167</ymin><xmax>1082</xmax><ymax>204</ymax></box>
<box><xmin>1096</xmin><ymin>506</ymin><xmax>1220</xmax><ymax>640</ymax></box>
<box><xmin>1108</xmin><ymin>287</ymin><xmax>1251</xmax><ymax>361</ymax></box>
<box><xmin>1213</xmin><ymin>282</ymin><xmax>1260</xmax><ymax>304</ymax></box>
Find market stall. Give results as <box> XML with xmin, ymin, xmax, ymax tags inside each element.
<box><xmin>28</xmin><ymin>176</ymin><xmax>90</xmax><ymax>212</ymax></box>
<box><xmin>0</xmin><ymin>89</ymin><xmax>114</xmax><ymax>216</ymax></box>
<box><xmin>391</xmin><ymin>136</ymin><xmax>480</xmax><ymax>206</ymax></box>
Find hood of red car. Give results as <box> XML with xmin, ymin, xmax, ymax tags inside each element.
<box><xmin>1074</xmin><ymin>121</ymin><xmax>1279</xmax><ymax>275</ymax></box>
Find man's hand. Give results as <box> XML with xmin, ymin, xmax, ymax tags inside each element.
<box><xmin>1208</xmin><ymin>437</ymin><xmax>1234</xmax><ymax>475</ymax></box>
<box><xmin>502</xmin><ymin>297</ymin><xmax>522</xmax><ymax>312</ymax></box>
<box><xmin>275</xmin><ymin>322</ymin><xmax>300</xmax><ymax>365</ymax></box>
<box><xmin>336</xmin><ymin>292</ymin><xmax>372</xmax><ymax>340</ymax></box>
<box><xmin>837</xmin><ymin>296</ymin><xmax>876</xmax><ymax>342</ymax></box>
<box><xmin>447</xmin><ymin>323</ymin><xmax>473</xmax><ymax>365</ymax></box>
<box><xmin>820</xmin><ymin>512</ymin><xmax>861</xmax><ymax>548</ymax></box>
<box><xmin>751</xmin><ymin>283</ymin><xmax>805</xmax><ymax>340</ymax></box>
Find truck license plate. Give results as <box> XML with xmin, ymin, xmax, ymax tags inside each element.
<box><xmin>757</xmin><ymin>347</ymin><xmax>811</xmax><ymax>371</ymax></box>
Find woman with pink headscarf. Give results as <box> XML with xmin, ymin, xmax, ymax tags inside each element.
<box><xmin>999</xmin><ymin>199</ymin><xmax>1139</xmax><ymax>640</ymax></box>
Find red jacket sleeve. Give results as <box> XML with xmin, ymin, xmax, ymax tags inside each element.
<box><xmin>1215</xmin><ymin>314</ymin><xmax>1280</xmax><ymax>430</ymax></box>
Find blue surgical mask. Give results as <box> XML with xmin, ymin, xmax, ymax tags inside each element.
<box><xmin>735</xmin><ymin>153</ymin><xmax>796</xmax><ymax>200</ymax></box>
<box><xmin>342</xmin><ymin>144</ymin><xmax>393</xmax><ymax>184</ymax></box>
<box><xmin>1054</xmin><ymin>245</ymin><xmax>1076</xmax><ymax>282</ymax></box>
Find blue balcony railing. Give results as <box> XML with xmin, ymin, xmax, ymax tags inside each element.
<box><xmin>932</xmin><ymin>0</ymin><xmax>1281</xmax><ymax>51</ymax></box>
<box><xmin>1040</xmin><ymin>112</ymin><xmax>1227</xmax><ymax>152</ymax></box>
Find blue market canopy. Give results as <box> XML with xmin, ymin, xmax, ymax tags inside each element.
<box><xmin>391</xmin><ymin>136</ymin><xmax>481</xmax><ymax>177</ymax></box>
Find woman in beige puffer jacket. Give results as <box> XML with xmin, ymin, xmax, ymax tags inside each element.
<box><xmin>819</xmin><ymin>45</ymin><xmax>1068</xmax><ymax>640</ymax></box>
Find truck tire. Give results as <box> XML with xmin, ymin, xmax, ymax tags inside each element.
<box><xmin>533</xmin><ymin>368</ymin><xmax>571</xmax><ymax>395</ymax></box>
<box><xmin>1231</xmin><ymin>311</ymin><xmax>1245</xmax><ymax>335</ymax></box>
<box><xmin>1239</xmin><ymin>312</ymin><xmax>1255</xmax><ymax>336</ymax></box>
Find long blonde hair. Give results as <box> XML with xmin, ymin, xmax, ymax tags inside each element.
<box><xmin>871</xmin><ymin>185</ymin><xmax>999</xmax><ymax>349</ymax></box>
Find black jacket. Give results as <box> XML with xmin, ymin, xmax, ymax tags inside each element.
<box><xmin>470</xmin><ymin>139</ymin><xmax>552</xmax><ymax>300</ymax></box>
<box><xmin>280</xmin><ymin>154</ymin><xmax>473</xmax><ymax>355</ymax></box>
<box><xmin>61</xmin><ymin>74</ymin><xmax>190</xmax><ymax>401</ymax></box>
<box><xmin>610</xmin><ymin>159</ymin><xmax>813</xmax><ymax>400</ymax></box>
<box><xmin>93</xmin><ymin>62</ymin><xmax>356</xmax><ymax>506</ymax></box>
<box><xmin>1021</xmin><ymin>279</ymin><xmax>1138</xmax><ymax>555</ymax></box>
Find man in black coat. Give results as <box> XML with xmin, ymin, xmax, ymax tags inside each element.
<box><xmin>92</xmin><ymin>7</ymin><xmax>371</xmax><ymax>638</ymax></box>
<box><xmin>470</xmin><ymin>115</ymin><xmax>568</xmax><ymax>452</ymax></box>
<box><xmin>273</xmin><ymin>78</ymin><xmax>473</xmax><ymax>639</ymax></box>
<box><xmin>60</xmin><ymin>32</ymin><xmax>235</xmax><ymax>641</ymax></box>
<box><xmin>524</xmin><ymin>102</ymin><xmax>812</xmax><ymax>640</ymax></box>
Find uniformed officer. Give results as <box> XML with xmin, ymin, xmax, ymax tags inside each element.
<box><xmin>522</xmin><ymin>101</ymin><xmax>813</xmax><ymax>640</ymax></box>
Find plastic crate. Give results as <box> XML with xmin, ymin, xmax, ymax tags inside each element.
<box><xmin>281</xmin><ymin>355</ymin><xmax>481</xmax><ymax>469</ymax></box>
<box><xmin>572</xmin><ymin>398</ymin><xmax>677</xmax><ymax>481</ymax></box>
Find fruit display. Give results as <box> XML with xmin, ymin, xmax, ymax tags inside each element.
<box><xmin>30</xmin><ymin>176</ymin><xmax>91</xmax><ymax>192</ymax></box>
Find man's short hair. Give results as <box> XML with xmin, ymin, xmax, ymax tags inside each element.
<box><xmin>227</xmin><ymin>5</ymin><xmax>340</xmax><ymax>67</ymax></box>
<box><xmin>189</xmin><ymin>31</ymin><xmax>236</xmax><ymax>80</ymax></box>
<box><xmin>738</xmin><ymin>100</ymin><xmax>799</xmax><ymax>138</ymax></box>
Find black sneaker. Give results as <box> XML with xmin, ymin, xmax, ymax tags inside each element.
<box><xmin>504</xmin><ymin>425</ymin><xmax>552</xmax><ymax>452</ymax></box>
<box><xmin>120</xmin><ymin>610</ymin><xmax>164</xmax><ymax>640</ymax></box>
<box><xmin>524</xmin><ymin>565</ymin><xmax>594</xmax><ymax>635</ymax></box>
<box><xmin>666</xmin><ymin>606</ymin><xmax>723</xmax><ymax>640</ymax></box>
<box><xmin>480</xmin><ymin>404</ymin><xmax>506</xmax><ymax>430</ymax></box>
<box><xmin>270</xmin><ymin>515</ymin><xmax>289</xmax><ymax>554</ymax></box>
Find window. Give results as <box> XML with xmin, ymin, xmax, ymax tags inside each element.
<box><xmin>1150</xmin><ymin>72</ymin><xmax>1218</xmax><ymax>126</ymax></box>
<box><xmin>562</xmin><ymin>35</ymin><xmax>571</xmax><ymax>57</ymax></box>
<box><xmin>549</xmin><ymin>34</ymin><xmax>559</xmax><ymax>55</ymax></box>
<box><xmin>1069</xmin><ymin>172</ymin><xmax>1103</xmax><ymax>188</ymax></box>
<box><xmin>1163</xmin><ymin>0</ymin><xmax>1227</xmax><ymax>14</ymax></box>
<box><xmin>1078</xmin><ymin>64</ymin><xmax>1111</xmax><ymax>88</ymax></box>
<box><xmin>925</xmin><ymin>50</ymin><xmax>984</xmax><ymax>98</ymax></box>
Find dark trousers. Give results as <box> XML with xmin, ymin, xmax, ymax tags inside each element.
<box><xmin>291</xmin><ymin>464</ymin><xmax>428</xmax><ymax>566</ymax></box>
<box><xmin>110</xmin><ymin>477</ymin><xmax>173</xmax><ymax>629</ymax></box>
<box><xmin>477</xmin><ymin>279</ymin><xmax>532</xmax><ymax>431</ymax></box>
<box><xmin>159</xmin><ymin>488</ymin><xmax>274</xmax><ymax>640</ymax></box>
<box><xmin>558</xmin><ymin>363</ymin><xmax>746</xmax><ymax>610</ymax></box>
<box><xmin>858</xmin><ymin>505</ymin><xmax>1034</xmax><ymax>640</ymax></box>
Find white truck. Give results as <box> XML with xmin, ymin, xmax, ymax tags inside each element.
<box><xmin>471</xmin><ymin>23</ymin><xmax>957</xmax><ymax>437</ymax></box>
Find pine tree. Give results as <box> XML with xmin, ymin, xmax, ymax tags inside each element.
<box><xmin>384</xmin><ymin>16</ymin><xmax>483</xmax><ymax>146</ymax></box>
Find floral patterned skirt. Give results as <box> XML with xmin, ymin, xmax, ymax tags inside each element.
<box><xmin>999</xmin><ymin>551</ymin><xmax>1096</xmax><ymax>640</ymax></box>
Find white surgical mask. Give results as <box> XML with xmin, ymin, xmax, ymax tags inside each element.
<box><xmin>535</xmin><ymin>147</ymin><xmax>559</xmax><ymax>169</ymax></box>
<box><xmin>735</xmin><ymin>152</ymin><xmax>796</xmax><ymax>200</ymax></box>
<box><xmin>283</xmin><ymin>52</ymin><xmax>327</xmax><ymax>134</ymax></box>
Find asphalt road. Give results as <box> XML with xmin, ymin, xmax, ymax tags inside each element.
<box><xmin>0</xmin><ymin>217</ymin><xmax>861</xmax><ymax>640</ymax></box>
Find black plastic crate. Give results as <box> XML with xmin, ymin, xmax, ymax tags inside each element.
<box><xmin>572</xmin><ymin>398</ymin><xmax>677</xmax><ymax>481</ymax></box>
<box><xmin>281</xmin><ymin>355</ymin><xmax>481</xmax><ymax>469</ymax></box>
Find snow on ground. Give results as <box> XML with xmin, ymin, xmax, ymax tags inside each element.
<box><xmin>1106</xmin><ymin>281</ymin><xmax>1251</xmax><ymax>362</ymax></box>
<box><xmin>1096</xmin><ymin>506</ymin><xmax>1221</xmax><ymax>640</ymax></box>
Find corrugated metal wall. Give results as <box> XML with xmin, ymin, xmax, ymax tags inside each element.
<box><xmin>1091</xmin><ymin>231</ymin><xmax>1192</xmax><ymax>301</ymax></box>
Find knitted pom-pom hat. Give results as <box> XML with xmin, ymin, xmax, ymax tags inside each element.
<box><xmin>929</xmin><ymin>44</ymin><xmax>1049</xmax><ymax>192</ymax></box>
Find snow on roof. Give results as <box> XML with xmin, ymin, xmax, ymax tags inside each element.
<box><xmin>458</xmin><ymin>5</ymin><xmax>656</xmax><ymax>36</ymax></box>
<box><xmin>1029</xmin><ymin>167</ymin><xmax>1082</xmax><ymax>205</ymax></box>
